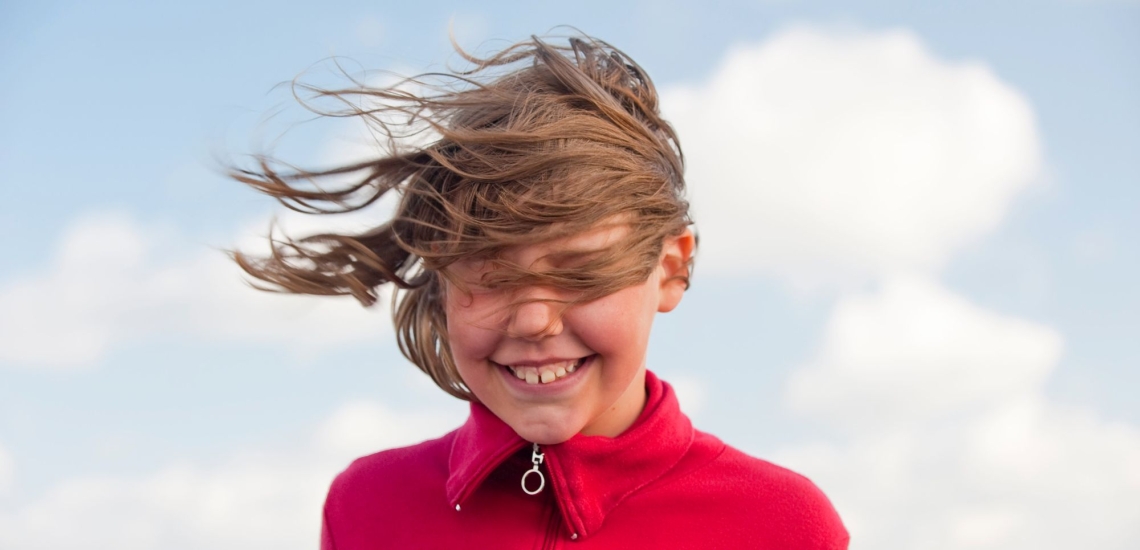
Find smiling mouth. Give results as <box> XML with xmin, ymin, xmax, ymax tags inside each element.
<box><xmin>499</xmin><ymin>356</ymin><xmax>590</xmax><ymax>385</ymax></box>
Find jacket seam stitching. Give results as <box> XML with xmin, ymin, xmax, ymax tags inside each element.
<box><xmin>640</xmin><ymin>439</ymin><xmax>729</xmax><ymax>494</ymax></box>
<box><xmin>606</xmin><ymin>428</ymin><xmax>697</xmax><ymax>510</ymax></box>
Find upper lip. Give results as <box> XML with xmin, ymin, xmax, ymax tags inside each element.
<box><xmin>492</xmin><ymin>355</ymin><xmax>589</xmax><ymax>368</ymax></box>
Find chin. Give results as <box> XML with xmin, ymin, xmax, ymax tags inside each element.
<box><xmin>511</xmin><ymin>419</ymin><xmax>582</xmax><ymax>445</ymax></box>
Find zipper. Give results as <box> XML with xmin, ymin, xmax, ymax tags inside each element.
<box><xmin>525</xmin><ymin>443</ymin><xmax>578</xmax><ymax>546</ymax></box>
<box><xmin>521</xmin><ymin>442</ymin><xmax>545</xmax><ymax>495</ymax></box>
<box><xmin>541</xmin><ymin>495</ymin><xmax>561</xmax><ymax>550</ymax></box>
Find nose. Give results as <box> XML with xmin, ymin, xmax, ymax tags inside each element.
<box><xmin>506</xmin><ymin>295</ymin><xmax>564</xmax><ymax>341</ymax></box>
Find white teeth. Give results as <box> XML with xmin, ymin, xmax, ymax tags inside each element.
<box><xmin>506</xmin><ymin>358</ymin><xmax>586</xmax><ymax>385</ymax></box>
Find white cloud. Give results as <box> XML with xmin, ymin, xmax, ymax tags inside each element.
<box><xmin>315</xmin><ymin>400</ymin><xmax>462</xmax><ymax>458</ymax></box>
<box><xmin>727</xmin><ymin>27</ymin><xmax>1140</xmax><ymax>549</ymax></box>
<box><xmin>662</xmin><ymin>26</ymin><xmax>1043</xmax><ymax>287</ymax></box>
<box><xmin>786</xmin><ymin>275</ymin><xmax>1063</xmax><ymax>427</ymax></box>
<box><xmin>772</xmin><ymin>277</ymin><xmax>1140</xmax><ymax>550</ymax></box>
<box><xmin>0</xmin><ymin>211</ymin><xmax>390</xmax><ymax>369</ymax></box>
<box><xmin>0</xmin><ymin>400</ymin><xmax>466</xmax><ymax>550</ymax></box>
<box><xmin>775</xmin><ymin>398</ymin><xmax>1140</xmax><ymax>550</ymax></box>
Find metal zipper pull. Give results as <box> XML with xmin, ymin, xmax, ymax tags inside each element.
<box><xmin>521</xmin><ymin>442</ymin><xmax>545</xmax><ymax>495</ymax></box>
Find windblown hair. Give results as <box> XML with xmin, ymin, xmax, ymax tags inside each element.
<box><xmin>231</xmin><ymin>33</ymin><xmax>693</xmax><ymax>400</ymax></box>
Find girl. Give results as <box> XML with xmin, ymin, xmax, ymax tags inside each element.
<box><xmin>232</xmin><ymin>33</ymin><xmax>848</xmax><ymax>549</ymax></box>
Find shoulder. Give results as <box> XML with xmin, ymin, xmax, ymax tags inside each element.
<box><xmin>658</xmin><ymin>433</ymin><xmax>849</xmax><ymax>549</ymax></box>
<box><xmin>716</xmin><ymin>441</ymin><xmax>848</xmax><ymax>549</ymax></box>
<box><xmin>713</xmin><ymin>443</ymin><xmax>831</xmax><ymax>500</ymax></box>
<box><xmin>336</xmin><ymin>431</ymin><xmax>454</xmax><ymax>483</ymax></box>
<box><xmin>324</xmin><ymin>431</ymin><xmax>456</xmax><ymax>516</ymax></box>
<box><xmin>321</xmin><ymin>432</ymin><xmax>459</xmax><ymax>549</ymax></box>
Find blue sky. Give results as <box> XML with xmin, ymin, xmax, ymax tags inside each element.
<box><xmin>1</xmin><ymin>1</ymin><xmax>1138</xmax><ymax>549</ymax></box>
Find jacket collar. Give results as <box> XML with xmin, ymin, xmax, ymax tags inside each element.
<box><xmin>447</xmin><ymin>370</ymin><xmax>695</xmax><ymax>539</ymax></box>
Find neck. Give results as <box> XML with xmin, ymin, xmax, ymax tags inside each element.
<box><xmin>578</xmin><ymin>367</ymin><xmax>649</xmax><ymax>438</ymax></box>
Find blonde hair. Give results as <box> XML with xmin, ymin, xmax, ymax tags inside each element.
<box><xmin>231</xmin><ymin>33</ymin><xmax>693</xmax><ymax>399</ymax></box>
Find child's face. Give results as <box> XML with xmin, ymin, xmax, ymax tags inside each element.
<box><xmin>444</xmin><ymin>224</ymin><xmax>694</xmax><ymax>445</ymax></box>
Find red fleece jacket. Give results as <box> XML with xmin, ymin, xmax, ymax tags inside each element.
<box><xmin>321</xmin><ymin>371</ymin><xmax>849</xmax><ymax>549</ymax></box>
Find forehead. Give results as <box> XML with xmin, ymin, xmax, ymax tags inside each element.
<box><xmin>447</xmin><ymin>221</ymin><xmax>631</xmax><ymax>276</ymax></box>
<box><xmin>501</xmin><ymin>221</ymin><xmax>629</xmax><ymax>264</ymax></box>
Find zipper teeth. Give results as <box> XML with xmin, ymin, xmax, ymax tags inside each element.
<box><xmin>544</xmin><ymin>453</ymin><xmax>585</xmax><ymax>540</ymax></box>
<box><xmin>542</xmin><ymin>494</ymin><xmax>561</xmax><ymax>550</ymax></box>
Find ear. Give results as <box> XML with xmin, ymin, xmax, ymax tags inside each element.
<box><xmin>656</xmin><ymin>228</ymin><xmax>695</xmax><ymax>313</ymax></box>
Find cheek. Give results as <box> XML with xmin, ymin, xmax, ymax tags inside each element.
<box><xmin>446</xmin><ymin>317</ymin><xmax>502</xmax><ymax>401</ymax></box>
<box><xmin>572</xmin><ymin>285</ymin><xmax>657</xmax><ymax>356</ymax></box>
<box><xmin>444</xmin><ymin>295</ymin><xmax>503</xmax><ymax>363</ymax></box>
